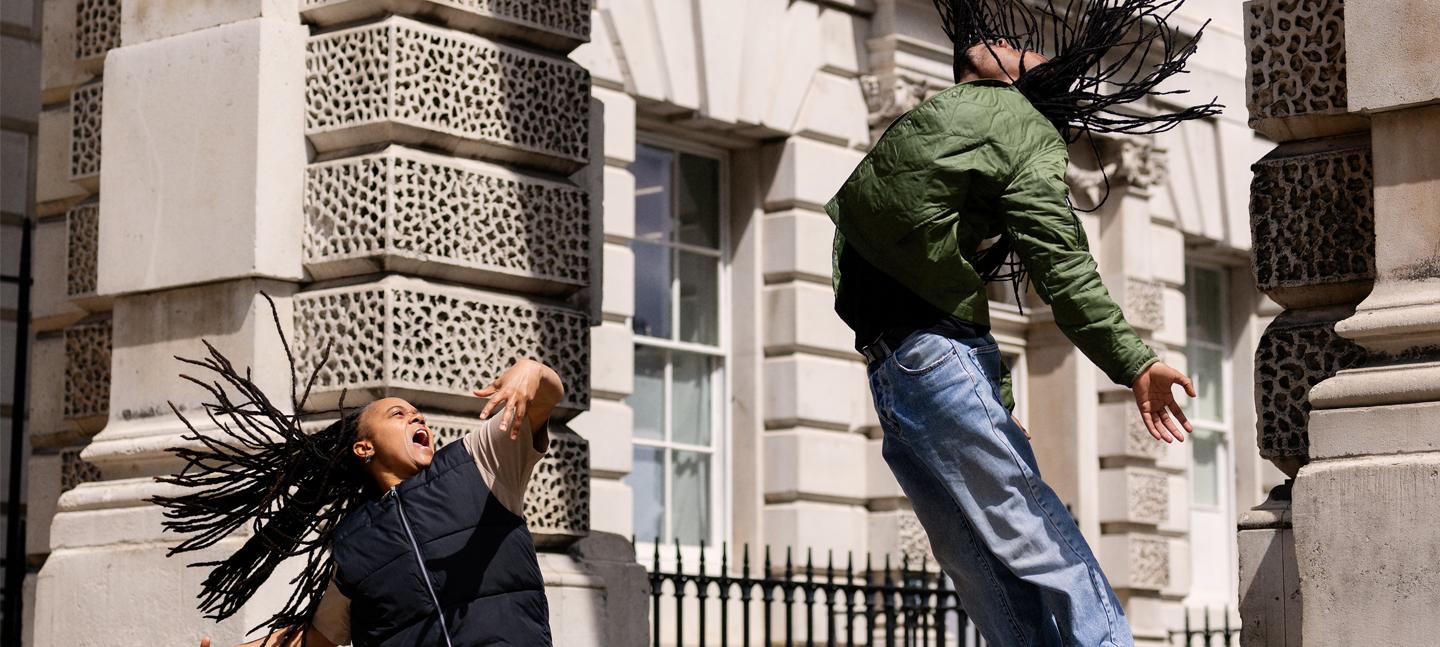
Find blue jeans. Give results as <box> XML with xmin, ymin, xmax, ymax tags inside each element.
<box><xmin>868</xmin><ymin>330</ymin><xmax>1133</xmax><ymax>647</ymax></box>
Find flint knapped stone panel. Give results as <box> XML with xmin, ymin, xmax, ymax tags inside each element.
<box><xmin>70</xmin><ymin>82</ymin><xmax>102</xmax><ymax>187</ymax></box>
<box><xmin>1255</xmin><ymin>312</ymin><xmax>1368</xmax><ymax>460</ymax></box>
<box><xmin>305</xmin><ymin>148</ymin><xmax>589</xmax><ymax>291</ymax></box>
<box><xmin>66</xmin><ymin>203</ymin><xmax>99</xmax><ymax>298</ymax></box>
<box><xmin>305</xmin><ymin>18</ymin><xmax>590</xmax><ymax>172</ymax></box>
<box><xmin>64</xmin><ymin>319</ymin><xmax>111</xmax><ymax>421</ymax></box>
<box><xmin>293</xmin><ymin>281</ymin><xmax>589</xmax><ymax>411</ymax></box>
<box><xmin>75</xmin><ymin>0</ymin><xmax>121</xmax><ymax>66</ymax></box>
<box><xmin>1244</xmin><ymin>0</ymin><xmax>1365</xmax><ymax>140</ymax></box>
<box><xmin>1124</xmin><ymin>278</ymin><xmax>1164</xmax><ymax>332</ymax></box>
<box><xmin>896</xmin><ymin>508</ymin><xmax>937</xmax><ymax>567</ymax></box>
<box><xmin>1128</xmin><ymin>469</ymin><xmax>1169</xmax><ymax>525</ymax></box>
<box><xmin>1251</xmin><ymin>144</ymin><xmax>1375</xmax><ymax>307</ymax></box>
<box><xmin>524</xmin><ymin>428</ymin><xmax>590</xmax><ymax>544</ymax></box>
<box><xmin>60</xmin><ymin>448</ymin><xmax>101</xmax><ymax>492</ymax></box>
<box><xmin>1129</xmin><ymin>536</ymin><xmax>1170</xmax><ymax>590</ymax></box>
<box><xmin>300</xmin><ymin>0</ymin><xmax>590</xmax><ymax>50</ymax></box>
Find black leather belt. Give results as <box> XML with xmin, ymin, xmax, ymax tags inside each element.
<box><xmin>859</xmin><ymin>317</ymin><xmax>990</xmax><ymax>366</ymax></box>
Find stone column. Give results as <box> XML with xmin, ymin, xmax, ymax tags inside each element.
<box><xmin>29</xmin><ymin>1</ymin><xmax>640</xmax><ymax>645</ymax></box>
<box><xmin>1239</xmin><ymin>1</ymin><xmax>1375</xmax><ymax>645</ymax></box>
<box><xmin>32</xmin><ymin>2</ymin><xmax>310</xmax><ymax>645</ymax></box>
<box><xmin>297</xmin><ymin>2</ymin><xmax>636</xmax><ymax>644</ymax></box>
<box><xmin>23</xmin><ymin>0</ymin><xmax>122</xmax><ymax>642</ymax></box>
<box><xmin>1287</xmin><ymin>1</ymin><xmax>1440</xmax><ymax>645</ymax></box>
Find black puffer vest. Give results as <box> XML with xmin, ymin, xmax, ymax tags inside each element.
<box><xmin>332</xmin><ymin>440</ymin><xmax>552</xmax><ymax>646</ymax></box>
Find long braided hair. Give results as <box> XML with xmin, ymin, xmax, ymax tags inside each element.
<box><xmin>933</xmin><ymin>0</ymin><xmax>1222</xmax><ymax>306</ymax></box>
<box><xmin>149</xmin><ymin>294</ymin><xmax>371</xmax><ymax>645</ymax></box>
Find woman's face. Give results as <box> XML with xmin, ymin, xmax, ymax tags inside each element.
<box><xmin>353</xmin><ymin>397</ymin><xmax>435</xmax><ymax>487</ymax></box>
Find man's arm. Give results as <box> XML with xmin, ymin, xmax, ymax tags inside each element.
<box><xmin>999</xmin><ymin>138</ymin><xmax>1195</xmax><ymax>442</ymax></box>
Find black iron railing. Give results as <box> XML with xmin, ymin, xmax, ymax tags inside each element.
<box><xmin>1169</xmin><ymin>606</ymin><xmax>1237</xmax><ymax>646</ymax></box>
<box><xmin>647</xmin><ymin>542</ymin><xmax>983</xmax><ymax>647</ymax></box>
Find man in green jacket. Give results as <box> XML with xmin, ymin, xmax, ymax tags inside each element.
<box><xmin>828</xmin><ymin>36</ymin><xmax>1197</xmax><ymax>647</ymax></box>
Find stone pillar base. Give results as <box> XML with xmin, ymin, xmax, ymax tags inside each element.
<box><xmin>1237</xmin><ymin>484</ymin><xmax>1300</xmax><ymax>647</ymax></box>
<box><xmin>1291</xmin><ymin>454</ymin><xmax>1440</xmax><ymax>646</ymax></box>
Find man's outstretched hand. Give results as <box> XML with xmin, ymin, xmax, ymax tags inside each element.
<box><xmin>1130</xmin><ymin>362</ymin><xmax>1195</xmax><ymax>443</ymax></box>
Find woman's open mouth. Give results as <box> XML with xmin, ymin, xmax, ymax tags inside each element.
<box><xmin>411</xmin><ymin>427</ymin><xmax>432</xmax><ymax>451</ymax></box>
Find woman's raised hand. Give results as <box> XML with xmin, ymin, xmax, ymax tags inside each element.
<box><xmin>474</xmin><ymin>359</ymin><xmax>564</xmax><ymax>439</ymax></box>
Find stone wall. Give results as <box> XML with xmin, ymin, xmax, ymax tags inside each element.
<box><xmin>26</xmin><ymin>1</ymin><xmax>614</xmax><ymax>645</ymax></box>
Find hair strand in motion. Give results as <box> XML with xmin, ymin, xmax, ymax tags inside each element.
<box><xmin>150</xmin><ymin>293</ymin><xmax>365</xmax><ymax>646</ymax></box>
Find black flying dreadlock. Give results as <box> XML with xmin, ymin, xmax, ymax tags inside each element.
<box><xmin>149</xmin><ymin>294</ymin><xmax>369</xmax><ymax>645</ymax></box>
<box><xmin>932</xmin><ymin>0</ymin><xmax>1221</xmax><ymax>306</ymax></box>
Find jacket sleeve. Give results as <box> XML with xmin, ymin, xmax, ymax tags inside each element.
<box><xmin>998</xmin><ymin>139</ymin><xmax>1158</xmax><ymax>387</ymax></box>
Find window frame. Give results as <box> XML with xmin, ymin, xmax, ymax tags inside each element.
<box><xmin>627</xmin><ymin>135</ymin><xmax>733</xmax><ymax>555</ymax></box>
<box><xmin>1183</xmin><ymin>262</ymin><xmax>1231</xmax><ymax>512</ymax></box>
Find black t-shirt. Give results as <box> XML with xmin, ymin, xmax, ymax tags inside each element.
<box><xmin>834</xmin><ymin>242</ymin><xmax>988</xmax><ymax>351</ymax></box>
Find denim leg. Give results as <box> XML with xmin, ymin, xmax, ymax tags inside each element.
<box><xmin>869</xmin><ymin>331</ymin><xmax>1132</xmax><ymax>647</ymax></box>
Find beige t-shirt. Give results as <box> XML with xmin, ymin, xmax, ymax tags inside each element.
<box><xmin>311</xmin><ymin>414</ymin><xmax>548</xmax><ymax>645</ymax></box>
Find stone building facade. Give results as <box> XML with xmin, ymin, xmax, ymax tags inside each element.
<box><xmin>1240</xmin><ymin>1</ymin><xmax>1440</xmax><ymax>645</ymax></box>
<box><xmin>2</xmin><ymin>0</ymin><xmax>1283</xmax><ymax>645</ymax></box>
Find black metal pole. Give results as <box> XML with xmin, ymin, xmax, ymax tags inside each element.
<box><xmin>2</xmin><ymin>220</ymin><xmax>34</xmax><ymax>646</ymax></box>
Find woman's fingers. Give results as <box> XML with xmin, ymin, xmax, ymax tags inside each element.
<box><xmin>508</xmin><ymin>402</ymin><xmax>528</xmax><ymax>440</ymax></box>
<box><xmin>480</xmin><ymin>389</ymin><xmax>508</xmax><ymax>420</ymax></box>
<box><xmin>199</xmin><ymin>637</ymin><xmax>211</xmax><ymax>647</ymax></box>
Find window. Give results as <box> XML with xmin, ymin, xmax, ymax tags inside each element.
<box><xmin>624</xmin><ymin>142</ymin><xmax>727</xmax><ymax>547</ymax></box>
<box><xmin>1184</xmin><ymin>264</ymin><xmax>1228</xmax><ymax>508</ymax></box>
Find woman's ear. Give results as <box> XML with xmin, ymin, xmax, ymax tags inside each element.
<box><xmin>353</xmin><ymin>439</ymin><xmax>374</xmax><ymax>463</ymax></box>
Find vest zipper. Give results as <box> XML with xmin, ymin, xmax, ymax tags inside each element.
<box><xmin>392</xmin><ymin>486</ymin><xmax>455</xmax><ymax>647</ymax></box>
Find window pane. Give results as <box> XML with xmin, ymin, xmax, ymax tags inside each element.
<box><xmin>1186</xmin><ymin>266</ymin><xmax>1224</xmax><ymax>345</ymax></box>
<box><xmin>678</xmin><ymin>250</ymin><xmax>719</xmax><ymax>345</ymax></box>
<box><xmin>1191</xmin><ymin>429</ymin><xmax>1220</xmax><ymax>507</ymax></box>
<box><xmin>1189</xmin><ymin>345</ymin><xmax>1225</xmax><ymax>423</ymax></box>
<box><xmin>626</xmin><ymin>446</ymin><xmax>666</xmax><ymax>543</ymax></box>
<box><xmin>630</xmin><ymin>345</ymin><xmax>666</xmax><ymax>441</ymax></box>
<box><xmin>672</xmin><ymin>351</ymin><xmax>713</xmax><ymax>446</ymax></box>
<box><xmin>672</xmin><ymin>450</ymin><xmax>711</xmax><ymax>545</ymax></box>
<box><xmin>632</xmin><ymin>241</ymin><xmax>673</xmax><ymax>339</ymax></box>
<box><xmin>677</xmin><ymin>153</ymin><xmax>720</xmax><ymax>249</ymax></box>
<box><xmin>634</xmin><ymin>145</ymin><xmax>673</xmax><ymax>243</ymax></box>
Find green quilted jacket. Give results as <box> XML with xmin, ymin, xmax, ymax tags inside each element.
<box><xmin>826</xmin><ymin>80</ymin><xmax>1157</xmax><ymax>402</ymax></box>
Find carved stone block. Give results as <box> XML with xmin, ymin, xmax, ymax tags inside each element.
<box><xmin>305</xmin><ymin>147</ymin><xmax>589</xmax><ymax>293</ymax></box>
<box><xmin>1100</xmin><ymin>467</ymin><xmax>1170</xmax><ymax>526</ymax></box>
<box><xmin>66</xmin><ymin>202</ymin><xmax>99</xmax><ymax>299</ymax></box>
<box><xmin>1124</xmin><ymin>278</ymin><xmax>1164</xmax><ymax>332</ymax></box>
<box><xmin>1101</xmin><ymin>533</ymin><xmax>1171</xmax><ymax>591</ymax></box>
<box><xmin>1251</xmin><ymin>140</ymin><xmax>1375</xmax><ymax>309</ymax></box>
<box><xmin>524</xmin><ymin>427</ymin><xmax>590</xmax><ymax>546</ymax></box>
<box><xmin>75</xmin><ymin>0</ymin><xmax>121</xmax><ymax>70</ymax></box>
<box><xmin>60</xmin><ymin>448</ymin><xmax>102</xmax><ymax>492</ymax></box>
<box><xmin>70</xmin><ymin>81</ymin><xmax>103</xmax><ymax>190</ymax></box>
<box><xmin>293</xmin><ymin>277</ymin><xmax>590</xmax><ymax>414</ymax></box>
<box><xmin>895</xmin><ymin>508</ymin><xmax>937</xmax><ymax>567</ymax></box>
<box><xmin>427</xmin><ymin>414</ymin><xmax>590</xmax><ymax>545</ymax></box>
<box><xmin>305</xmin><ymin>17</ymin><xmax>591</xmax><ymax>173</ymax></box>
<box><xmin>64</xmin><ymin>318</ymin><xmax>111</xmax><ymax>427</ymax></box>
<box><xmin>1129</xmin><ymin>535</ymin><xmax>1171</xmax><ymax>590</ymax></box>
<box><xmin>1244</xmin><ymin>0</ymin><xmax>1368</xmax><ymax>141</ymax></box>
<box><xmin>1254</xmin><ymin>307</ymin><xmax>1368</xmax><ymax>466</ymax></box>
<box><xmin>300</xmin><ymin>0</ymin><xmax>590</xmax><ymax>52</ymax></box>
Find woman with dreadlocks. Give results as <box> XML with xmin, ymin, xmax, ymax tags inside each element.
<box><xmin>828</xmin><ymin>1</ymin><xmax>1217</xmax><ymax>645</ymax></box>
<box><xmin>153</xmin><ymin>303</ymin><xmax>563</xmax><ymax>647</ymax></box>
